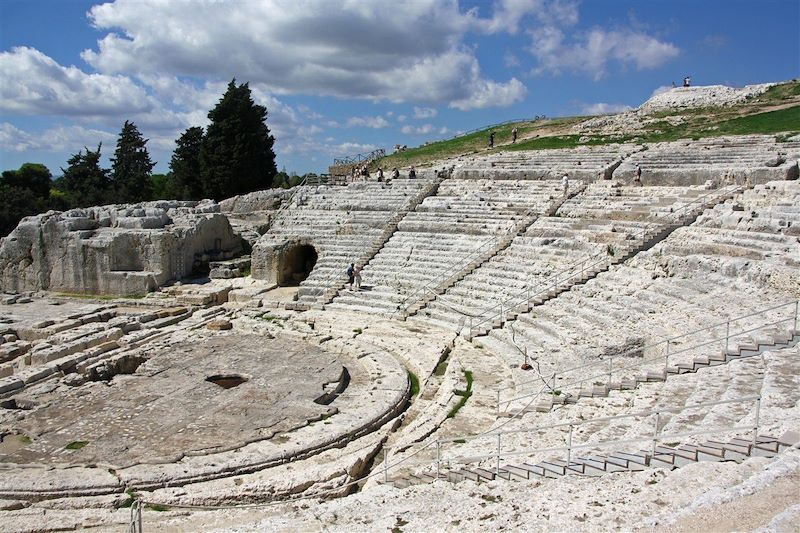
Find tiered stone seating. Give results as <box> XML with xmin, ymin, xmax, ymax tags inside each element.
<box><xmin>413</xmin><ymin>183</ymin><xmax>715</xmax><ymax>330</ymax></box>
<box><xmin>453</xmin><ymin>144</ymin><xmax>639</xmax><ymax>181</ymax></box>
<box><xmin>477</xmin><ymin>180</ymin><xmax>800</xmax><ymax>395</ymax></box>
<box><xmin>614</xmin><ymin>135</ymin><xmax>799</xmax><ymax>185</ymax></box>
<box><xmin>328</xmin><ymin>179</ymin><xmax>566</xmax><ymax>314</ymax></box>
<box><xmin>251</xmin><ymin>178</ymin><xmax>438</xmax><ymax>307</ymax></box>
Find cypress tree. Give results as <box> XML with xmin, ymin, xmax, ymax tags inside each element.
<box><xmin>169</xmin><ymin>126</ymin><xmax>205</xmax><ymax>200</ymax></box>
<box><xmin>111</xmin><ymin>120</ymin><xmax>154</xmax><ymax>202</ymax></box>
<box><xmin>200</xmin><ymin>80</ymin><xmax>277</xmax><ymax>200</ymax></box>
<box><xmin>60</xmin><ymin>144</ymin><xmax>111</xmax><ymax>207</ymax></box>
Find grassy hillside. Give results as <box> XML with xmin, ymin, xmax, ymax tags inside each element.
<box><xmin>372</xmin><ymin>80</ymin><xmax>800</xmax><ymax>170</ymax></box>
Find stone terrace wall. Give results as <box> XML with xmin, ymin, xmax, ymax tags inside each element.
<box><xmin>0</xmin><ymin>200</ymin><xmax>241</xmax><ymax>295</ymax></box>
<box><xmin>614</xmin><ymin>135</ymin><xmax>799</xmax><ymax>185</ymax></box>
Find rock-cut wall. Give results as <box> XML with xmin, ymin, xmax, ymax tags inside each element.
<box><xmin>0</xmin><ymin>200</ymin><xmax>242</xmax><ymax>295</ymax></box>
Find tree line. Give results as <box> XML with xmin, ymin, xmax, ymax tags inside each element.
<box><xmin>1</xmin><ymin>80</ymin><xmax>303</xmax><ymax>237</ymax></box>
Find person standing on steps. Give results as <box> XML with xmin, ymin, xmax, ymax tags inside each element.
<box><xmin>409</xmin><ymin>166</ymin><xmax>417</xmax><ymax>179</ymax></box>
<box><xmin>377</xmin><ymin>168</ymin><xmax>384</xmax><ymax>182</ymax></box>
<box><xmin>489</xmin><ymin>131</ymin><xmax>496</xmax><ymax>148</ymax></box>
<box><xmin>353</xmin><ymin>265</ymin><xmax>362</xmax><ymax>291</ymax></box>
<box><xmin>391</xmin><ymin>167</ymin><xmax>400</xmax><ymax>181</ymax></box>
<box><xmin>511</xmin><ymin>127</ymin><xmax>518</xmax><ymax>144</ymax></box>
<box><xmin>346</xmin><ymin>263</ymin><xmax>355</xmax><ymax>290</ymax></box>
<box><xmin>561</xmin><ymin>173</ymin><xmax>569</xmax><ymax>195</ymax></box>
<box><xmin>634</xmin><ymin>164</ymin><xmax>643</xmax><ymax>186</ymax></box>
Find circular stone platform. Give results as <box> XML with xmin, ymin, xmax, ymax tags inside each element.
<box><xmin>0</xmin><ymin>334</ymin><xmax>344</xmax><ymax>465</ymax></box>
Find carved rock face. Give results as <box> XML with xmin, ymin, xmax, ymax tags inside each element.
<box><xmin>0</xmin><ymin>200</ymin><xmax>242</xmax><ymax>296</ymax></box>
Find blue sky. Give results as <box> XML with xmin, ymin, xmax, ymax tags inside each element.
<box><xmin>1</xmin><ymin>0</ymin><xmax>798</xmax><ymax>177</ymax></box>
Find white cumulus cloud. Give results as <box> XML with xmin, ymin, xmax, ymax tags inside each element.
<box><xmin>79</xmin><ymin>0</ymin><xmax>526</xmax><ymax>109</ymax></box>
<box><xmin>346</xmin><ymin>116</ymin><xmax>390</xmax><ymax>129</ymax></box>
<box><xmin>413</xmin><ymin>107</ymin><xmax>438</xmax><ymax>119</ymax></box>
<box><xmin>0</xmin><ymin>47</ymin><xmax>154</xmax><ymax>117</ymax></box>
<box><xmin>529</xmin><ymin>27</ymin><xmax>679</xmax><ymax>80</ymax></box>
<box><xmin>581</xmin><ymin>102</ymin><xmax>633</xmax><ymax>115</ymax></box>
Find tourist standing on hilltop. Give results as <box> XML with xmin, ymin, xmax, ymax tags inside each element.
<box><xmin>489</xmin><ymin>131</ymin><xmax>496</xmax><ymax>148</ymax></box>
<box><xmin>512</xmin><ymin>127</ymin><xmax>518</xmax><ymax>143</ymax></box>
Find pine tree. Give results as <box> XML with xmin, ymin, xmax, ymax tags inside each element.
<box><xmin>60</xmin><ymin>145</ymin><xmax>111</xmax><ymax>207</ymax></box>
<box><xmin>200</xmin><ymin>80</ymin><xmax>277</xmax><ymax>200</ymax></box>
<box><xmin>111</xmin><ymin>120</ymin><xmax>154</xmax><ymax>203</ymax></box>
<box><xmin>169</xmin><ymin>126</ymin><xmax>205</xmax><ymax>200</ymax></box>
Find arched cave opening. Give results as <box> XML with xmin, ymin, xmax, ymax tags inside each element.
<box><xmin>279</xmin><ymin>244</ymin><xmax>318</xmax><ymax>286</ymax></box>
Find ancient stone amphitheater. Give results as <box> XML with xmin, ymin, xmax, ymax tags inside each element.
<box><xmin>1</xmin><ymin>130</ymin><xmax>799</xmax><ymax>530</ymax></box>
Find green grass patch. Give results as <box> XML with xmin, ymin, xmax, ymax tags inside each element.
<box><xmin>447</xmin><ymin>370</ymin><xmax>474</xmax><ymax>419</ymax></box>
<box><xmin>408</xmin><ymin>371</ymin><xmax>420</xmax><ymax>397</ymax></box>
<box><xmin>712</xmin><ymin>105</ymin><xmax>800</xmax><ymax>136</ymax></box>
<box><xmin>352</xmin><ymin>327</ymin><xmax>363</xmax><ymax>335</ymax></box>
<box><xmin>256</xmin><ymin>313</ymin><xmax>282</xmax><ymax>322</ymax></box>
<box><xmin>64</xmin><ymin>440</ymin><xmax>88</xmax><ymax>450</ymax></box>
<box><xmin>433</xmin><ymin>359</ymin><xmax>449</xmax><ymax>377</ymax></box>
<box><xmin>146</xmin><ymin>503</ymin><xmax>171</xmax><ymax>512</ymax></box>
<box><xmin>18</xmin><ymin>434</ymin><xmax>32</xmax><ymax>444</ymax></box>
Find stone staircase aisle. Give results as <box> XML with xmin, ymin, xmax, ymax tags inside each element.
<box><xmin>383</xmin><ymin>431</ymin><xmax>799</xmax><ymax>488</ymax></box>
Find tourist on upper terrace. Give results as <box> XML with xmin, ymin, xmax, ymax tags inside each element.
<box><xmin>512</xmin><ymin>127</ymin><xmax>518</xmax><ymax>143</ymax></box>
<box><xmin>391</xmin><ymin>168</ymin><xmax>400</xmax><ymax>180</ymax></box>
<box><xmin>409</xmin><ymin>167</ymin><xmax>417</xmax><ymax>179</ymax></box>
<box><xmin>353</xmin><ymin>265</ymin><xmax>362</xmax><ymax>291</ymax></box>
<box><xmin>489</xmin><ymin>131</ymin><xmax>496</xmax><ymax>148</ymax></box>
<box><xmin>561</xmin><ymin>173</ymin><xmax>569</xmax><ymax>195</ymax></box>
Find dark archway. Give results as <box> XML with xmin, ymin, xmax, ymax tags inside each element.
<box><xmin>278</xmin><ymin>244</ymin><xmax>317</xmax><ymax>286</ymax></box>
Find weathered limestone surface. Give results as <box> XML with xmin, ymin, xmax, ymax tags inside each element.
<box><xmin>0</xmin><ymin>200</ymin><xmax>242</xmax><ymax>295</ymax></box>
<box><xmin>614</xmin><ymin>136</ymin><xmax>799</xmax><ymax>185</ymax></box>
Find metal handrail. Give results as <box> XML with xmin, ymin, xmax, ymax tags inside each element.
<box><xmin>499</xmin><ymin>302</ymin><xmax>797</xmax><ymax>410</ymax></box>
<box><xmin>504</xmin><ymin>299</ymin><xmax>798</xmax><ymax>399</ymax></box>
<box><xmin>464</xmin><ymin>184</ymin><xmax>742</xmax><ymax>334</ymax></box>
<box><xmin>380</xmin><ymin>394</ymin><xmax>765</xmax><ymax>480</ymax></box>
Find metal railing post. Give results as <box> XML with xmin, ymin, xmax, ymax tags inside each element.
<box><xmin>383</xmin><ymin>447</ymin><xmax>389</xmax><ymax>483</ymax></box>
<box><xmin>496</xmin><ymin>434</ymin><xmax>501</xmax><ymax>474</ymax></box>
<box><xmin>795</xmin><ymin>301</ymin><xmax>799</xmax><ymax>332</ymax></box>
<box><xmin>436</xmin><ymin>440</ymin><xmax>441</xmax><ymax>479</ymax></box>
<box><xmin>566</xmin><ymin>424</ymin><xmax>573</xmax><ymax>464</ymax></box>
<box><xmin>551</xmin><ymin>372</ymin><xmax>556</xmax><ymax>391</ymax></box>
<box><xmin>725</xmin><ymin>320</ymin><xmax>731</xmax><ymax>352</ymax></box>
<box><xmin>664</xmin><ymin>340</ymin><xmax>670</xmax><ymax>374</ymax></box>
<box><xmin>753</xmin><ymin>397</ymin><xmax>761</xmax><ymax>446</ymax></box>
<box><xmin>652</xmin><ymin>412</ymin><xmax>660</xmax><ymax>456</ymax></box>
<box><xmin>607</xmin><ymin>357</ymin><xmax>613</xmax><ymax>381</ymax></box>
<box><xmin>497</xmin><ymin>389</ymin><xmax>501</xmax><ymax>415</ymax></box>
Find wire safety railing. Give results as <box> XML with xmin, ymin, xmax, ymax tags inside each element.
<box><xmin>382</xmin><ymin>394</ymin><xmax>766</xmax><ymax>482</ymax></box>
<box><xmin>462</xmin><ymin>184</ymin><xmax>743</xmax><ymax>337</ymax></box>
<box><xmin>497</xmin><ymin>299</ymin><xmax>799</xmax><ymax>413</ymax></box>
